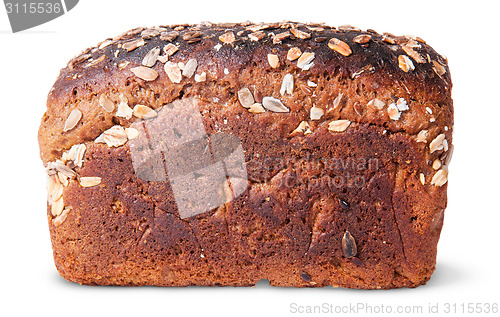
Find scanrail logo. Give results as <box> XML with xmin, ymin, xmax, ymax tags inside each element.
<box><xmin>128</xmin><ymin>98</ymin><xmax>248</xmax><ymax>219</ymax></box>
<box><xmin>3</xmin><ymin>0</ymin><xmax>78</xmax><ymax>33</ymax></box>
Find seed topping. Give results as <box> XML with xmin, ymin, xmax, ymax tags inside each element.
<box><xmin>342</xmin><ymin>230</ymin><xmax>357</xmax><ymax>258</ymax></box>
<box><xmin>328</xmin><ymin>119</ymin><xmax>351</xmax><ymax>132</ymax></box>
<box><xmin>130</xmin><ymin>66</ymin><xmax>158</xmax><ymax>81</ymax></box>
<box><xmin>63</xmin><ymin>109</ymin><xmax>82</xmax><ymax>132</ymax></box>
<box><xmin>79</xmin><ymin>177</ymin><xmax>102</xmax><ymax>188</ymax></box>
<box><xmin>267</xmin><ymin>54</ymin><xmax>280</xmax><ymax>68</ymax></box>
<box><xmin>328</xmin><ymin>38</ymin><xmax>352</xmax><ymax>56</ymax></box>
<box><xmin>262</xmin><ymin>97</ymin><xmax>289</xmax><ymax>113</ymax></box>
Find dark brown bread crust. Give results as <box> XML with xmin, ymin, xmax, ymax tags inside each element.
<box><xmin>39</xmin><ymin>22</ymin><xmax>453</xmax><ymax>288</ymax></box>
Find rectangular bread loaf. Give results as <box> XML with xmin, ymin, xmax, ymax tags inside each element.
<box><xmin>38</xmin><ymin>22</ymin><xmax>453</xmax><ymax>289</ymax></box>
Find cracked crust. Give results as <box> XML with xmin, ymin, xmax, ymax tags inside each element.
<box><xmin>40</xmin><ymin>22</ymin><xmax>453</xmax><ymax>288</ymax></box>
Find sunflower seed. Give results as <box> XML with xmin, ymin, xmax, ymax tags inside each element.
<box><xmin>125</xmin><ymin>127</ymin><xmax>139</xmax><ymax>140</ymax></box>
<box><xmin>367</xmin><ymin>98</ymin><xmax>385</xmax><ymax>110</ymax></box>
<box><xmin>299</xmin><ymin>85</ymin><xmax>312</xmax><ymax>95</ymax></box>
<box><xmin>442</xmin><ymin>139</ymin><xmax>449</xmax><ymax>152</ymax></box>
<box><xmin>300</xmin><ymin>272</ymin><xmax>312</xmax><ymax>282</ymax></box>
<box><xmin>130</xmin><ymin>66</ymin><xmax>158</xmax><ymax>81</ymax></box>
<box><xmin>267</xmin><ymin>54</ymin><xmax>280</xmax><ymax>68</ymax></box>
<box><xmin>213</xmin><ymin>43</ymin><xmax>222</xmax><ymax>51</ymax></box>
<box><xmin>442</xmin><ymin>144</ymin><xmax>454</xmax><ymax>166</ymax></box>
<box><xmin>248</xmin><ymin>103</ymin><xmax>265</xmax><ymax>113</ymax></box>
<box><xmin>272</xmin><ymin>31</ymin><xmax>290</xmax><ymax>44</ymax></box>
<box><xmin>79</xmin><ymin>176</ymin><xmax>102</xmax><ymax>188</ymax></box>
<box><xmin>307</xmin><ymin>80</ymin><xmax>317</xmax><ymax>87</ymax></box>
<box><xmin>351</xmin><ymin>64</ymin><xmax>375</xmax><ymax>79</ymax></box>
<box><xmin>290</xmin><ymin>28</ymin><xmax>311</xmax><ymax>39</ymax></box>
<box><xmin>339</xmin><ymin>198</ymin><xmax>349</xmax><ymax>209</ymax></box>
<box><xmin>342</xmin><ymin>230</ymin><xmax>357</xmax><ymax>258</ymax></box>
<box><xmin>262</xmin><ymin>97</ymin><xmax>289</xmax><ymax>113</ymax></box>
<box><xmin>280</xmin><ymin>74</ymin><xmax>294</xmax><ymax>96</ymax></box>
<box><xmin>117</xmin><ymin>60</ymin><xmax>130</xmax><ymax>69</ymax></box>
<box><xmin>163</xmin><ymin>43</ymin><xmax>179</xmax><ymax>57</ymax></box>
<box><xmin>396</xmin><ymin>98</ymin><xmax>409</xmax><ymax>111</ymax></box>
<box><xmin>194</xmin><ymin>72</ymin><xmax>207</xmax><ymax>82</ymax></box>
<box><xmin>133</xmin><ymin>105</ymin><xmax>157</xmax><ymax>119</ymax></box>
<box><xmin>246</xmin><ymin>23</ymin><xmax>271</xmax><ymax>32</ymax></box>
<box><xmin>58</xmin><ymin>172</ymin><xmax>69</xmax><ymax>187</ymax></box>
<box><xmin>432</xmin><ymin>159</ymin><xmax>442</xmax><ymax>170</ymax></box>
<box><xmin>431</xmin><ymin>169</ymin><xmax>448</xmax><ymax>187</ymax></box>
<box><xmin>333</xmin><ymin>93</ymin><xmax>343</xmax><ymax>108</ymax></box>
<box><xmin>305</xmin><ymin>25</ymin><xmax>324</xmax><ymax>32</ymax></box>
<box><xmin>292</xmin><ymin>121</ymin><xmax>311</xmax><ymax>134</ymax></box>
<box><xmin>117</xmin><ymin>27</ymin><xmax>145</xmax><ymax>39</ymax></box>
<box><xmin>351</xmin><ymin>257</ymin><xmax>363</xmax><ymax>266</ymax></box>
<box><xmin>297</xmin><ymin>52</ymin><xmax>315</xmax><ymax>70</ymax></box>
<box><xmin>420</xmin><ymin>173</ymin><xmax>426</xmax><ymax>185</ymax></box>
<box><xmin>387</xmin><ymin>103</ymin><xmax>401</xmax><ymax>120</ymax></box>
<box><xmin>432</xmin><ymin>60</ymin><xmax>446</xmax><ymax>76</ymax></box>
<box><xmin>328</xmin><ymin>119</ymin><xmax>351</xmax><ymax>132</ymax></box>
<box><xmin>287</xmin><ymin>47</ymin><xmax>302</xmax><ymax>61</ymax></box>
<box><xmin>160</xmin><ymin>31</ymin><xmax>179</xmax><ymax>42</ymax></box>
<box><xmin>99</xmin><ymin>94</ymin><xmax>115</xmax><ymax>113</ymax></box>
<box><xmin>164</xmin><ymin>61</ymin><xmax>182</xmax><ymax>83</ymax></box>
<box><xmin>157</xmin><ymin>55</ymin><xmax>168</xmax><ymax>63</ymax></box>
<box><xmin>353</xmin><ymin>34</ymin><xmax>371</xmax><ymax>44</ymax></box>
<box><xmin>353</xmin><ymin>102</ymin><xmax>364</xmax><ymax>115</ymax></box>
<box><xmin>219</xmin><ymin>31</ymin><xmax>236</xmax><ymax>44</ymax></box>
<box><xmin>402</xmin><ymin>45</ymin><xmax>425</xmax><ymax>63</ymax></box>
<box><xmin>182</xmin><ymin>59</ymin><xmax>198</xmax><ymax>78</ymax></box>
<box><xmin>328</xmin><ymin>38</ymin><xmax>352</xmax><ymax>56</ymax></box>
<box><xmin>141</xmin><ymin>28</ymin><xmax>160</xmax><ymax>39</ymax></box>
<box><xmin>252</xmin><ymin>87</ymin><xmax>263</xmax><ymax>103</ymax></box>
<box><xmin>47</xmin><ymin>174</ymin><xmax>63</xmax><ymax>202</ymax></box>
<box><xmin>53</xmin><ymin>207</ymin><xmax>71</xmax><ymax>227</ymax></box>
<box><xmin>430</xmin><ymin>134</ymin><xmax>446</xmax><ymax>153</ymax></box>
<box><xmin>47</xmin><ymin>161</ymin><xmax>76</xmax><ymax>179</ymax></box>
<box><xmin>310</xmin><ymin>106</ymin><xmax>324</xmax><ymax>120</ymax></box>
<box><xmin>248</xmin><ymin>31</ymin><xmax>265</xmax><ymax>41</ymax></box>
<box><xmin>142</xmin><ymin>47</ymin><xmax>161</xmax><ymax>67</ymax></box>
<box><xmin>416</xmin><ymin>130</ymin><xmax>428</xmax><ymax>143</ymax></box>
<box><xmin>398</xmin><ymin>55</ymin><xmax>415</xmax><ymax>72</ymax></box>
<box><xmin>404</xmin><ymin>37</ymin><xmax>423</xmax><ymax>46</ymax></box>
<box><xmin>314</xmin><ymin>36</ymin><xmax>328</xmax><ymax>43</ymax></box>
<box><xmin>183</xmin><ymin>30</ymin><xmax>203</xmax><ymax>42</ymax></box>
<box><xmin>238</xmin><ymin>88</ymin><xmax>255</xmax><ymax>108</ymax></box>
<box><xmin>84</xmin><ymin>55</ymin><xmax>106</xmax><ymax>68</ymax></box>
<box><xmin>115</xmin><ymin>94</ymin><xmax>133</xmax><ymax>119</ymax></box>
<box><xmin>95</xmin><ymin>125</ymin><xmax>128</xmax><ymax>147</ymax></box>
<box><xmin>51</xmin><ymin>197</ymin><xmax>64</xmax><ymax>216</ymax></box>
<box><xmin>338</xmin><ymin>25</ymin><xmax>360</xmax><ymax>32</ymax></box>
<box><xmin>122</xmin><ymin>38</ymin><xmax>145</xmax><ymax>51</ymax></box>
<box><xmin>63</xmin><ymin>109</ymin><xmax>82</xmax><ymax>132</ymax></box>
<box><xmin>66</xmin><ymin>143</ymin><xmax>86</xmax><ymax>168</ymax></box>
<box><xmin>68</xmin><ymin>53</ymin><xmax>91</xmax><ymax>70</ymax></box>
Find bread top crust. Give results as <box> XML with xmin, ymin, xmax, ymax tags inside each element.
<box><xmin>39</xmin><ymin>22</ymin><xmax>453</xmax><ymax>164</ymax></box>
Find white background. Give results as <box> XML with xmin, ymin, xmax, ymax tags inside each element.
<box><xmin>1</xmin><ymin>0</ymin><xmax>498</xmax><ymax>316</ymax></box>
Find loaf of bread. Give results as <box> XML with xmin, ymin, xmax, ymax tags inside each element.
<box><xmin>38</xmin><ymin>22</ymin><xmax>453</xmax><ymax>289</ymax></box>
